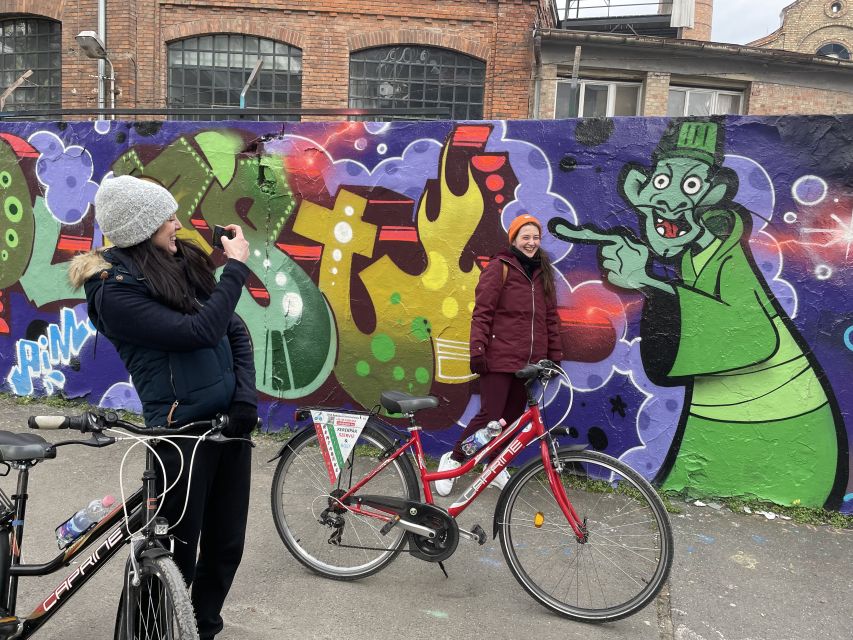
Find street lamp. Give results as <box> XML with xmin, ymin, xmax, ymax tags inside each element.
<box><xmin>75</xmin><ymin>30</ymin><xmax>115</xmax><ymax>117</ymax></box>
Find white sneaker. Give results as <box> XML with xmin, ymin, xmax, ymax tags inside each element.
<box><xmin>435</xmin><ymin>452</ymin><xmax>461</xmax><ymax>496</ymax></box>
<box><xmin>489</xmin><ymin>469</ymin><xmax>511</xmax><ymax>491</ymax></box>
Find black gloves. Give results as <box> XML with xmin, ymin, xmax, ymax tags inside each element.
<box><xmin>470</xmin><ymin>355</ymin><xmax>488</xmax><ymax>375</ymax></box>
<box><xmin>224</xmin><ymin>401</ymin><xmax>258</xmax><ymax>438</ymax></box>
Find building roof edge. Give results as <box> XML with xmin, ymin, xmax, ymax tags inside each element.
<box><xmin>537</xmin><ymin>28</ymin><xmax>853</xmax><ymax>71</ymax></box>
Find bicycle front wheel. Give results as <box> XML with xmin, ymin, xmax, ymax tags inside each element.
<box><xmin>497</xmin><ymin>448</ymin><xmax>673</xmax><ymax>623</ymax></box>
<box><xmin>271</xmin><ymin>424</ymin><xmax>419</xmax><ymax>580</ymax></box>
<box><xmin>114</xmin><ymin>555</ymin><xmax>198</xmax><ymax>640</ymax></box>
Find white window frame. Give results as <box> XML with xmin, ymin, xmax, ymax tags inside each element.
<box><xmin>555</xmin><ymin>79</ymin><xmax>642</xmax><ymax>118</ymax></box>
<box><xmin>667</xmin><ymin>86</ymin><xmax>743</xmax><ymax>116</ymax></box>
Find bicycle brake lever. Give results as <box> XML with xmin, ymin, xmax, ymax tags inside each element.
<box><xmin>205</xmin><ymin>432</ymin><xmax>256</xmax><ymax>448</ymax></box>
<box><xmin>50</xmin><ymin>433</ymin><xmax>117</xmax><ymax>450</ymax></box>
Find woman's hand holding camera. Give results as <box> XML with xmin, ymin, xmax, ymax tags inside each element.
<box><xmin>221</xmin><ymin>225</ymin><xmax>249</xmax><ymax>263</ymax></box>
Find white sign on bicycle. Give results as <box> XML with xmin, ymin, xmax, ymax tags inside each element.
<box><xmin>312</xmin><ymin>410</ymin><xmax>369</xmax><ymax>484</ymax></box>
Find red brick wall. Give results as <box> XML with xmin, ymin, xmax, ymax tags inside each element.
<box><xmin>1</xmin><ymin>0</ymin><xmax>552</xmax><ymax>118</ymax></box>
<box><xmin>680</xmin><ymin>0</ymin><xmax>713</xmax><ymax>41</ymax></box>
<box><xmin>152</xmin><ymin>1</ymin><xmax>545</xmax><ymax>120</ymax></box>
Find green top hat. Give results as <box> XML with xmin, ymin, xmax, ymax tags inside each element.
<box><xmin>654</xmin><ymin>120</ymin><xmax>724</xmax><ymax>166</ymax></box>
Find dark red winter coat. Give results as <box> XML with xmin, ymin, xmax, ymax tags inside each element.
<box><xmin>470</xmin><ymin>248</ymin><xmax>563</xmax><ymax>373</ymax></box>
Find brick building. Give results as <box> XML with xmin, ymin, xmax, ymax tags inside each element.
<box><xmin>0</xmin><ymin>0</ymin><xmax>558</xmax><ymax>119</ymax></box>
<box><xmin>750</xmin><ymin>0</ymin><xmax>852</xmax><ymax>59</ymax></box>
<box><xmin>535</xmin><ymin>0</ymin><xmax>853</xmax><ymax>119</ymax></box>
<box><xmin>1</xmin><ymin>0</ymin><xmax>851</xmax><ymax>120</ymax></box>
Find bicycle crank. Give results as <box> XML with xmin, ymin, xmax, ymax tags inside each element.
<box><xmin>350</xmin><ymin>495</ymin><xmax>459</xmax><ymax>562</ymax></box>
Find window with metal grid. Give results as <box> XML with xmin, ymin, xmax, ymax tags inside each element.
<box><xmin>167</xmin><ymin>34</ymin><xmax>302</xmax><ymax>120</ymax></box>
<box><xmin>349</xmin><ymin>46</ymin><xmax>485</xmax><ymax>120</ymax></box>
<box><xmin>816</xmin><ymin>43</ymin><xmax>850</xmax><ymax>60</ymax></box>
<box><xmin>0</xmin><ymin>18</ymin><xmax>61</xmax><ymax>111</ymax></box>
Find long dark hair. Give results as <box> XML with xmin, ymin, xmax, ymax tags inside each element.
<box><xmin>538</xmin><ymin>249</ymin><xmax>556</xmax><ymax>302</ymax></box>
<box><xmin>123</xmin><ymin>239</ymin><xmax>216</xmax><ymax>313</ymax></box>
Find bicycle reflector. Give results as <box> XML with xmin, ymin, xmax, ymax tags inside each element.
<box><xmin>533</xmin><ymin>512</ymin><xmax>545</xmax><ymax>528</ymax></box>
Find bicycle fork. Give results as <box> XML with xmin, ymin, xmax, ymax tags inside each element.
<box><xmin>128</xmin><ymin>447</ymin><xmax>174</xmax><ymax>587</ymax></box>
<box><xmin>541</xmin><ymin>437</ymin><xmax>588</xmax><ymax>543</ymax></box>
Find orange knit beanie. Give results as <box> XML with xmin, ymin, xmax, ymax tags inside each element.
<box><xmin>508</xmin><ymin>214</ymin><xmax>541</xmax><ymax>242</ymax></box>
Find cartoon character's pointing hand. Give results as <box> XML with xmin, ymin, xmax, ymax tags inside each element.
<box><xmin>548</xmin><ymin>218</ymin><xmax>673</xmax><ymax>293</ymax></box>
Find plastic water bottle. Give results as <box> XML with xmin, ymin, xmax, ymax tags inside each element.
<box><xmin>55</xmin><ymin>495</ymin><xmax>116</xmax><ymax>549</ymax></box>
<box><xmin>460</xmin><ymin>419</ymin><xmax>506</xmax><ymax>456</ymax></box>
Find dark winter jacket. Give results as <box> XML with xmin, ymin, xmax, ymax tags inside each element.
<box><xmin>69</xmin><ymin>247</ymin><xmax>256</xmax><ymax>427</ymax></box>
<box><xmin>470</xmin><ymin>248</ymin><xmax>563</xmax><ymax>373</ymax></box>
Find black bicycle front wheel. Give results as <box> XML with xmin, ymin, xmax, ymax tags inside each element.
<box><xmin>114</xmin><ymin>555</ymin><xmax>198</xmax><ymax>640</ymax></box>
<box><xmin>271</xmin><ymin>424</ymin><xmax>419</xmax><ymax>580</ymax></box>
<box><xmin>497</xmin><ymin>448</ymin><xmax>674</xmax><ymax>623</ymax></box>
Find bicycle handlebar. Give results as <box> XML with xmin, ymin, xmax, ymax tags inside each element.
<box><xmin>28</xmin><ymin>410</ymin><xmax>229</xmax><ymax>437</ymax></box>
<box><xmin>514</xmin><ymin>359</ymin><xmax>560</xmax><ymax>382</ymax></box>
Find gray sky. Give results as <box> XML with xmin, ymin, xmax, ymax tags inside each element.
<box><xmin>555</xmin><ymin>1</ymin><xmax>795</xmax><ymax>45</ymax></box>
<box><xmin>712</xmin><ymin>0</ymin><xmax>793</xmax><ymax>44</ymax></box>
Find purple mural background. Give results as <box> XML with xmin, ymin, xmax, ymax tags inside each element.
<box><xmin>0</xmin><ymin>116</ymin><xmax>850</xmax><ymax>512</ymax></box>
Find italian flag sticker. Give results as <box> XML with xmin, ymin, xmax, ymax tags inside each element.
<box><xmin>312</xmin><ymin>410</ymin><xmax>370</xmax><ymax>484</ymax></box>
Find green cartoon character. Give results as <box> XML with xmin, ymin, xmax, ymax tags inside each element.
<box><xmin>550</xmin><ymin>120</ymin><xmax>847</xmax><ymax>509</ymax></box>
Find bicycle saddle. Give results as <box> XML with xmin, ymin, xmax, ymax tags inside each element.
<box><xmin>0</xmin><ymin>431</ymin><xmax>56</xmax><ymax>462</ymax></box>
<box><xmin>380</xmin><ymin>391</ymin><xmax>439</xmax><ymax>415</ymax></box>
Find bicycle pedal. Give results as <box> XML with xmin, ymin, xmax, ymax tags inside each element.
<box><xmin>459</xmin><ymin>524</ymin><xmax>487</xmax><ymax>545</ymax></box>
<box><xmin>471</xmin><ymin>524</ymin><xmax>487</xmax><ymax>545</ymax></box>
<box><xmin>380</xmin><ymin>515</ymin><xmax>400</xmax><ymax>536</ymax></box>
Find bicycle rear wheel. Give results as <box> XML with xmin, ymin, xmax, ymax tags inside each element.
<box><xmin>114</xmin><ymin>555</ymin><xmax>198</xmax><ymax>640</ymax></box>
<box><xmin>271</xmin><ymin>424</ymin><xmax>419</xmax><ymax>580</ymax></box>
<box><xmin>497</xmin><ymin>448</ymin><xmax>673</xmax><ymax>623</ymax></box>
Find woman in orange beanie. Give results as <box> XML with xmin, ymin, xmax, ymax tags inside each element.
<box><xmin>435</xmin><ymin>214</ymin><xmax>563</xmax><ymax>496</ymax></box>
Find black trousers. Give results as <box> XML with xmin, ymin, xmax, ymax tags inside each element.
<box><xmin>154</xmin><ymin>437</ymin><xmax>252</xmax><ymax>640</ymax></box>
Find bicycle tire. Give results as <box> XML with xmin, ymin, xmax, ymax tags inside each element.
<box><xmin>271</xmin><ymin>424</ymin><xmax>419</xmax><ymax>580</ymax></box>
<box><xmin>114</xmin><ymin>555</ymin><xmax>199</xmax><ymax>640</ymax></box>
<box><xmin>497</xmin><ymin>448</ymin><xmax>674</xmax><ymax>623</ymax></box>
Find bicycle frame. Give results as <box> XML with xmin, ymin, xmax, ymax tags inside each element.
<box><xmin>339</xmin><ymin>401</ymin><xmax>587</xmax><ymax>540</ymax></box>
<box><xmin>0</xmin><ymin>448</ymin><xmax>158</xmax><ymax>639</ymax></box>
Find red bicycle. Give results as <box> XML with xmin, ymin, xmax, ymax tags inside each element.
<box><xmin>270</xmin><ymin>360</ymin><xmax>673</xmax><ymax>623</ymax></box>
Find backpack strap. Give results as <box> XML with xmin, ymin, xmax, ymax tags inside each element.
<box><xmin>502</xmin><ymin>262</ymin><xmax>508</xmax><ymax>284</ymax></box>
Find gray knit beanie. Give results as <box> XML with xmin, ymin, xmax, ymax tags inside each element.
<box><xmin>94</xmin><ymin>175</ymin><xmax>179</xmax><ymax>248</ymax></box>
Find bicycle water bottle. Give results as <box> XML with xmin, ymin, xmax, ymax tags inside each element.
<box><xmin>460</xmin><ymin>419</ymin><xmax>506</xmax><ymax>456</ymax></box>
<box><xmin>55</xmin><ymin>495</ymin><xmax>116</xmax><ymax>549</ymax></box>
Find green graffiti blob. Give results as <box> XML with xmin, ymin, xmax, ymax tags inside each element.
<box><xmin>371</xmin><ymin>334</ymin><xmax>396</xmax><ymax>363</ymax></box>
<box><xmin>0</xmin><ymin>142</ymin><xmax>35</xmax><ymax>289</ymax></box>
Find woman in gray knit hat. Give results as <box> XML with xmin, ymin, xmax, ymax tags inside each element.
<box><xmin>69</xmin><ymin>174</ymin><xmax>256</xmax><ymax>640</ymax></box>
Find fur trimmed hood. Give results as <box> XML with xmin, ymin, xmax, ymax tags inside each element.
<box><xmin>68</xmin><ymin>249</ymin><xmax>111</xmax><ymax>289</ymax></box>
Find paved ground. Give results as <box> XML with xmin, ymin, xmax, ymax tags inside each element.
<box><xmin>0</xmin><ymin>396</ymin><xmax>850</xmax><ymax>640</ymax></box>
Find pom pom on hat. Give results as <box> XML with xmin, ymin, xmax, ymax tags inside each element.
<box><xmin>508</xmin><ymin>214</ymin><xmax>541</xmax><ymax>242</ymax></box>
<box><xmin>94</xmin><ymin>175</ymin><xmax>178</xmax><ymax>248</ymax></box>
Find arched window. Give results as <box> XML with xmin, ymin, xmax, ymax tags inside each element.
<box><xmin>349</xmin><ymin>46</ymin><xmax>485</xmax><ymax>120</ymax></box>
<box><xmin>816</xmin><ymin>42</ymin><xmax>850</xmax><ymax>59</ymax></box>
<box><xmin>0</xmin><ymin>17</ymin><xmax>61</xmax><ymax>110</ymax></box>
<box><xmin>167</xmin><ymin>34</ymin><xmax>302</xmax><ymax>120</ymax></box>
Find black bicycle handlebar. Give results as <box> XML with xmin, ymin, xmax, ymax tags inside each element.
<box><xmin>28</xmin><ymin>410</ymin><xmax>229</xmax><ymax>437</ymax></box>
<box><xmin>514</xmin><ymin>359</ymin><xmax>560</xmax><ymax>382</ymax></box>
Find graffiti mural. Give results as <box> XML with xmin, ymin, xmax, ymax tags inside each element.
<box><xmin>0</xmin><ymin>116</ymin><xmax>850</xmax><ymax>512</ymax></box>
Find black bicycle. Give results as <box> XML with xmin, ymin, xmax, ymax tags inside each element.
<box><xmin>0</xmin><ymin>409</ymin><xmax>236</xmax><ymax>640</ymax></box>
